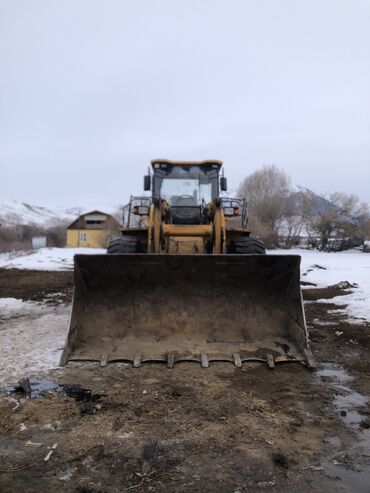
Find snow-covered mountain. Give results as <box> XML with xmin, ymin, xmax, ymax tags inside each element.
<box><xmin>292</xmin><ymin>186</ymin><xmax>341</xmax><ymax>215</ymax></box>
<box><xmin>0</xmin><ymin>198</ymin><xmax>123</xmax><ymax>227</ymax></box>
<box><xmin>0</xmin><ymin>198</ymin><xmax>77</xmax><ymax>227</ymax></box>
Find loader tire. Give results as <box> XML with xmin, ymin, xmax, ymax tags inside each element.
<box><xmin>229</xmin><ymin>237</ymin><xmax>266</xmax><ymax>255</ymax></box>
<box><xmin>107</xmin><ymin>236</ymin><xmax>141</xmax><ymax>254</ymax></box>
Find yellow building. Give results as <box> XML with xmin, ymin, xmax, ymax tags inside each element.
<box><xmin>66</xmin><ymin>211</ymin><xmax>121</xmax><ymax>248</ymax></box>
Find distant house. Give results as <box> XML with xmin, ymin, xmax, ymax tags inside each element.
<box><xmin>66</xmin><ymin>211</ymin><xmax>121</xmax><ymax>248</ymax></box>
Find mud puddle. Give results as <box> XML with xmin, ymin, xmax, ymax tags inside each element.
<box><xmin>4</xmin><ymin>377</ymin><xmax>103</xmax><ymax>404</ymax></box>
<box><xmin>323</xmin><ymin>432</ymin><xmax>370</xmax><ymax>493</ymax></box>
<box><xmin>317</xmin><ymin>363</ymin><xmax>368</xmax><ymax>425</ymax></box>
<box><xmin>10</xmin><ymin>377</ymin><xmax>59</xmax><ymax>397</ymax></box>
<box><xmin>317</xmin><ymin>363</ymin><xmax>370</xmax><ymax>492</ymax></box>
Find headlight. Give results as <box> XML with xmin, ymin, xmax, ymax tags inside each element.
<box><xmin>138</xmin><ymin>206</ymin><xmax>149</xmax><ymax>215</ymax></box>
<box><xmin>133</xmin><ymin>206</ymin><xmax>149</xmax><ymax>215</ymax></box>
<box><xmin>224</xmin><ymin>207</ymin><xmax>240</xmax><ymax>217</ymax></box>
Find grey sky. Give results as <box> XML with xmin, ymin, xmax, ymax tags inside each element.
<box><xmin>1</xmin><ymin>0</ymin><xmax>369</xmax><ymax>207</ymax></box>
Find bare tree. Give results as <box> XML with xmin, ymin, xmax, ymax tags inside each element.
<box><xmin>329</xmin><ymin>193</ymin><xmax>370</xmax><ymax>247</ymax></box>
<box><xmin>238</xmin><ymin>165</ymin><xmax>291</xmax><ymax>246</ymax></box>
<box><xmin>0</xmin><ymin>219</ymin><xmax>70</xmax><ymax>252</ymax></box>
<box><xmin>299</xmin><ymin>190</ymin><xmax>370</xmax><ymax>250</ymax></box>
<box><xmin>330</xmin><ymin>192</ymin><xmax>369</xmax><ymax>218</ymax></box>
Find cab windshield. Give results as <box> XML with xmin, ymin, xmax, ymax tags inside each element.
<box><xmin>160</xmin><ymin>178</ymin><xmax>212</xmax><ymax>206</ymax></box>
<box><xmin>153</xmin><ymin>165</ymin><xmax>218</xmax><ymax>206</ymax></box>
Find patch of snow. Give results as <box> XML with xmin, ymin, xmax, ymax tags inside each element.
<box><xmin>0</xmin><ymin>302</ymin><xmax>70</xmax><ymax>386</ymax></box>
<box><xmin>269</xmin><ymin>249</ymin><xmax>370</xmax><ymax>323</ymax></box>
<box><xmin>0</xmin><ymin>297</ymin><xmax>48</xmax><ymax>318</ymax></box>
<box><xmin>0</xmin><ymin>247</ymin><xmax>106</xmax><ymax>271</ymax></box>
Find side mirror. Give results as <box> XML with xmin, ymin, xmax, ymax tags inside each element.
<box><xmin>144</xmin><ymin>175</ymin><xmax>151</xmax><ymax>191</ymax></box>
<box><xmin>220</xmin><ymin>177</ymin><xmax>227</xmax><ymax>192</ymax></box>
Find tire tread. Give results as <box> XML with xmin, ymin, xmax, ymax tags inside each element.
<box><xmin>229</xmin><ymin>237</ymin><xmax>266</xmax><ymax>255</ymax></box>
<box><xmin>107</xmin><ymin>236</ymin><xmax>141</xmax><ymax>254</ymax></box>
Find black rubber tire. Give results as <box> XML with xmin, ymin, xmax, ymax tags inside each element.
<box><xmin>107</xmin><ymin>236</ymin><xmax>141</xmax><ymax>254</ymax></box>
<box><xmin>229</xmin><ymin>237</ymin><xmax>266</xmax><ymax>255</ymax></box>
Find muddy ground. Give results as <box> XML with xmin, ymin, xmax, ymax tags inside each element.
<box><xmin>0</xmin><ymin>268</ymin><xmax>73</xmax><ymax>304</ymax></box>
<box><xmin>0</xmin><ymin>269</ymin><xmax>370</xmax><ymax>492</ymax></box>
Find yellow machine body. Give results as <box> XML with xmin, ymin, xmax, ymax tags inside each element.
<box><xmin>60</xmin><ymin>160</ymin><xmax>314</xmax><ymax>369</ymax></box>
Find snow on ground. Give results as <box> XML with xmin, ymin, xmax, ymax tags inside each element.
<box><xmin>0</xmin><ymin>298</ymin><xmax>48</xmax><ymax>319</ymax></box>
<box><xmin>270</xmin><ymin>249</ymin><xmax>370</xmax><ymax>323</ymax></box>
<box><xmin>0</xmin><ymin>248</ymin><xmax>369</xmax><ymax>321</ymax></box>
<box><xmin>0</xmin><ymin>300</ymin><xmax>69</xmax><ymax>385</ymax></box>
<box><xmin>0</xmin><ymin>247</ymin><xmax>106</xmax><ymax>271</ymax></box>
<box><xmin>0</xmin><ymin>247</ymin><xmax>369</xmax><ymax>385</ymax></box>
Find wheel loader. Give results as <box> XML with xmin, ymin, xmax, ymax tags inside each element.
<box><xmin>60</xmin><ymin>159</ymin><xmax>315</xmax><ymax>369</ymax></box>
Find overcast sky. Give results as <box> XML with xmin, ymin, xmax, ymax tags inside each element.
<box><xmin>0</xmin><ymin>0</ymin><xmax>369</xmax><ymax>207</ymax></box>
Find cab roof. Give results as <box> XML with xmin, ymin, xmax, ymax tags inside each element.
<box><xmin>151</xmin><ymin>158</ymin><xmax>223</xmax><ymax>169</ymax></box>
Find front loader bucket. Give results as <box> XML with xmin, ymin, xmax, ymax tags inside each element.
<box><xmin>60</xmin><ymin>254</ymin><xmax>315</xmax><ymax>368</ymax></box>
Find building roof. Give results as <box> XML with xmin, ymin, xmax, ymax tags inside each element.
<box><xmin>66</xmin><ymin>210</ymin><xmax>119</xmax><ymax>230</ymax></box>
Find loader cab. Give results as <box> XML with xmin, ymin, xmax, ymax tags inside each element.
<box><xmin>146</xmin><ymin>159</ymin><xmax>224</xmax><ymax>224</ymax></box>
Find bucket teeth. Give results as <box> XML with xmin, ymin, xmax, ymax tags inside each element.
<box><xmin>233</xmin><ymin>352</ymin><xmax>242</xmax><ymax>368</ymax></box>
<box><xmin>303</xmin><ymin>348</ymin><xmax>316</xmax><ymax>369</ymax></box>
<box><xmin>167</xmin><ymin>354</ymin><xmax>175</xmax><ymax>369</ymax></box>
<box><xmin>201</xmin><ymin>353</ymin><xmax>209</xmax><ymax>368</ymax></box>
<box><xmin>266</xmin><ymin>354</ymin><xmax>275</xmax><ymax>369</ymax></box>
<box><xmin>134</xmin><ymin>353</ymin><xmax>142</xmax><ymax>368</ymax></box>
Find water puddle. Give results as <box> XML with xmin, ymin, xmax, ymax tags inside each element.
<box><xmin>3</xmin><ymin>378</ymin><xmax>103</xmax><ymax>404</ymax></box>
<box><xmin>317</xmin><ymin>363</ymin><xmax>368</xmax><ymax>426</ymax></box>
<box><xmin>5</xmin><ymin>377</ymin><xmax>60</xmax><ymax>397</ymax></box>
<box><xmin>317</xmin><ymin>363</ymin><xmax>370</xmax><ymax>492</ymax></box>
<box><xmin>312</xmin><ymin>319</ymin><xmax>339</xmax><ymax>327</ymax></box>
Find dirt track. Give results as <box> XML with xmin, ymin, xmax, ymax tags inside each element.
<box><xmin>0</xmin><ymin>268</ymin><xmax>73</xmax><ymax>303</ymax></box>
<box><xmin>0</xmin><ymin>269</ymin><xmax>370</xmax><ymax>492</ymax></box>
